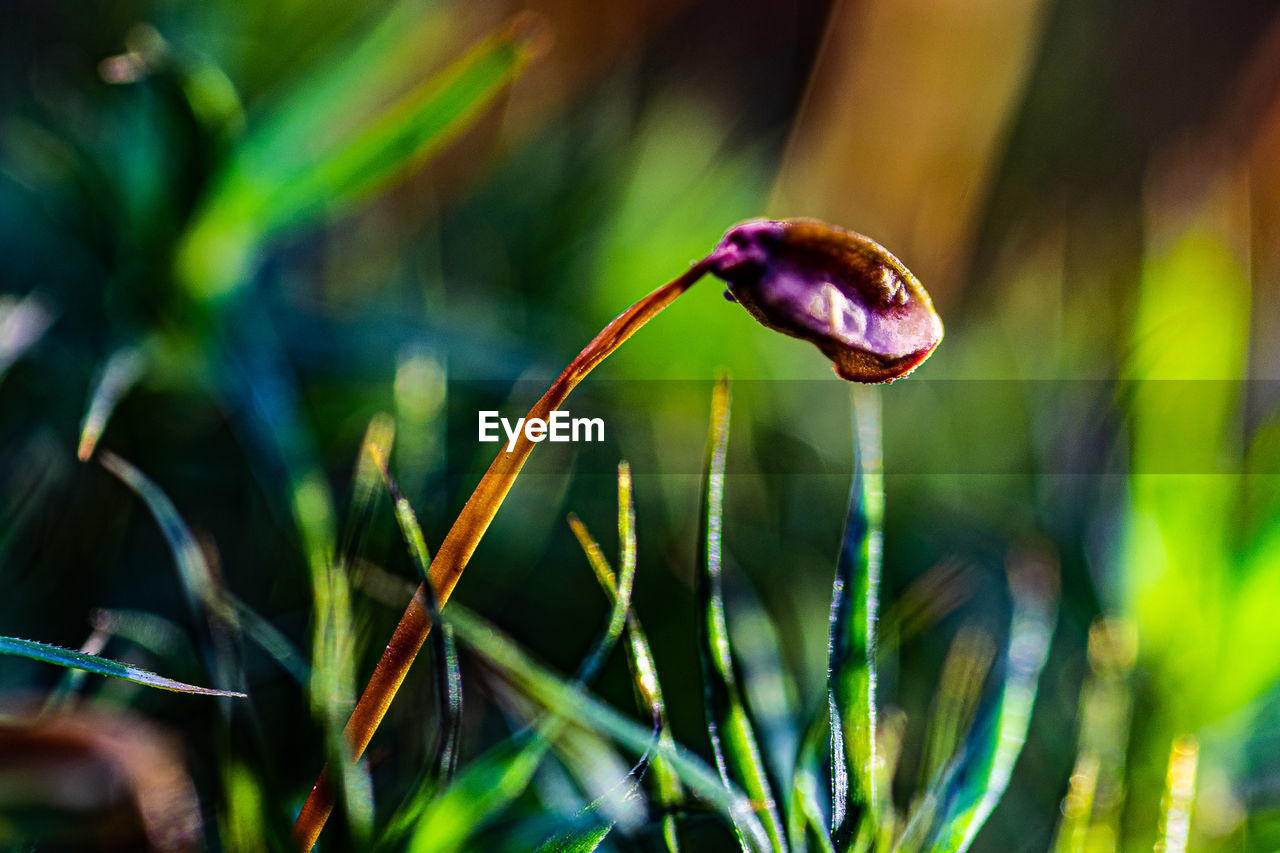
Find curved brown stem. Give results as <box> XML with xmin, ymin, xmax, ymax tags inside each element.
<box><xmin>292</xmin><ymin>255</ymin><xmax>719</xmax><ymax>850</ymax></box>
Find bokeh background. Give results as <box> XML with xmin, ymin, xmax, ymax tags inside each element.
<box><xmin>2</xmin><ymin>0</ymin><xmax>1280</xmax><ymax>850</ymax></box>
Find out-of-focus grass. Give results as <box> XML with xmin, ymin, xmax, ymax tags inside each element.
<box><xmin>177</xmin><ymin>11</ymin><xmax>544</xmax><ymax>301</ymax></box>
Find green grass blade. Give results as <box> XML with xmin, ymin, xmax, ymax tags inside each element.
<box><xmin>576</xmin><ymin>462</ymin><xmax>637</xmax><ymax>683</ymax></box>
<box><xmin>923</xmin><ymin>554</ymin><xmax>1057</xmax><ymax>853</ymax></box>
<box><xmin>0</xmin><ymin>635</ymin><xmax>243</xmax><ymax>697</ymax></box>
<box><xmin>696</xmin><ymin>374</ymin><xmax>787</xmax><ymax>853</ymax></box>
<box><xmin>447</xmin><ymin>602</ymin><xmax>772</xmax><ymax>852</ymax></box>
<box><xmin>177</xmin><ymin>16</ymin><xmax>544</xmax><ymax>300</ymax></box>
<box><xmin>569</xmin><ymin>500</ymin><xmax>683</xmax><ymax>852</ymax></box>
<box><xmin>77</xmin><ymin>345</ymin><xmax>145</xmax><ymax>461</ymax></box>
<box><xmin>99</xmin><ymin>450</ymin><xmax>220</xmax><ymax>616</ymax></box>
<box><xmin>98</xmin><ymin>450</ymin><xmax>244</xmax><ymax>698</ymax></box>
<box><xmin>535</xmin><ymin>820</ymin><xmax>615</xmax><ymax>852</ymax></box>
<box><xmin>898</xmin><ymin>630</ymin><xmax>996</xmax><ymax>853</ymax></box>
<box><xmin>374</xmin><ymin>431</ymin><xmax>464</xmax><ymax>786</ymax></box>
<box><xmin>827</xmin><ymin>386</ymin><xmax>884</xmax><ymax>842</ymax></box>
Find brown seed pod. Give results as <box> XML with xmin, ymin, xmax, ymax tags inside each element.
<box><xmin>710</xmin><ymin>218</ymin><xmax>943</xmax><ymax>383</ymax></box>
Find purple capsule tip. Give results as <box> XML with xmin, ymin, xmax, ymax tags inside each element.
<box><xmin>709</xmin><ymin>218</ymin><xmax>942</xmax><ymax>383</ymax></box>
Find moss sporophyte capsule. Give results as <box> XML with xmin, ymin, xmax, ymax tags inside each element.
<box><xmin>710</xmin><ymin>218</ymin><xmax>943</xmax><ymax>383</ymax></box>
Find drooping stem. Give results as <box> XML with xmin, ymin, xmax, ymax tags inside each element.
<box><xmin>292</xmin><ymin>254</ymin><xmax>720</xmax><ymax>851</ymax></box>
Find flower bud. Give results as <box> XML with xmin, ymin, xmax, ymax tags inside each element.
<box><xmin>710</xmin><ymin>218</ymin><xmax>942</xmax><ymax>383</ymax></box>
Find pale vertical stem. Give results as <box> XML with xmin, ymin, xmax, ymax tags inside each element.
<box><xmin>1156</xmin><ymin>736</ymin><xmax>1199</xmax><ymax>853</ymax></box>
<box><xmin>853</xmin><ymin>384</ymin><xmax>884</xmax><ymax>812</ymax></box>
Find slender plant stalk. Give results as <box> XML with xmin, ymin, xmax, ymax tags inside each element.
<box><xmin>292</xmin><ymin>255</ymin><xmax>721</xmax><ymax>850</ymax></box>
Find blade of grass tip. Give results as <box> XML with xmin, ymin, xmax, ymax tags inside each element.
<box><xmin>98</xmin><ymin>451</ymin><xmax>241</xmax><ymax>695</ymax></box>
<box><xmin>0</xmin><ymin>291</ymin><xmax>55</xmax><ymax>382</ymax></box>
<box><xmin>568</xmin><ymin>508</ymin><xmax>684</xmax><ymax>853</ymax></box>
<box><xmin>535</xmin><ymin>821</ymin><xmax>615</xmax><ymax>853</ymax></box>
<box><xmin>344</xmin><ymin>414</ymin><xmax>396</xmax><ymax>570</ymax></box>
<box><xmin>827</xmin><ymin>385</ymin><xmax>884</xmax><ymax>842</ymax></box>
<box><xmin>532</xmin><ymin>724</ymin><xmax>641</xmax><ymax>852</ymax></box>
<box><xmin>445</xmin><ymin>602</ymin><xmax>772</xmax><ymax>852</ymax></box>
<box><xmin>77</xmin><ymin>345</ymin><xmax>145</xmax><ymax>462</ymax></box>
<box><xmin>1156</xmin><ymin>736</ymin><xmax>1199</xmax><ymax>853</ymax></box>
<box><xmin>177</xmin><ymin>14</ymin><xmax>549</xmax><ymax>301</ymax></box>
<box><xmin>697</xmin><ymin>374</ymin><xmax>788</xmax><ymax>853</ymax></box>
<box><xmin>922</xmin><ymin>550</ymin><xmax>1058</xmax><ymax>853</ymax></box>
<box><xmin>575</xmin><ymin>462</ymin><xmax>637</xmax><ymax>683</ymax></box>
<box><xmin>0</xmin><ymin>635</ymin><xmax>244</xmax><ymax>697</ymax></box>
